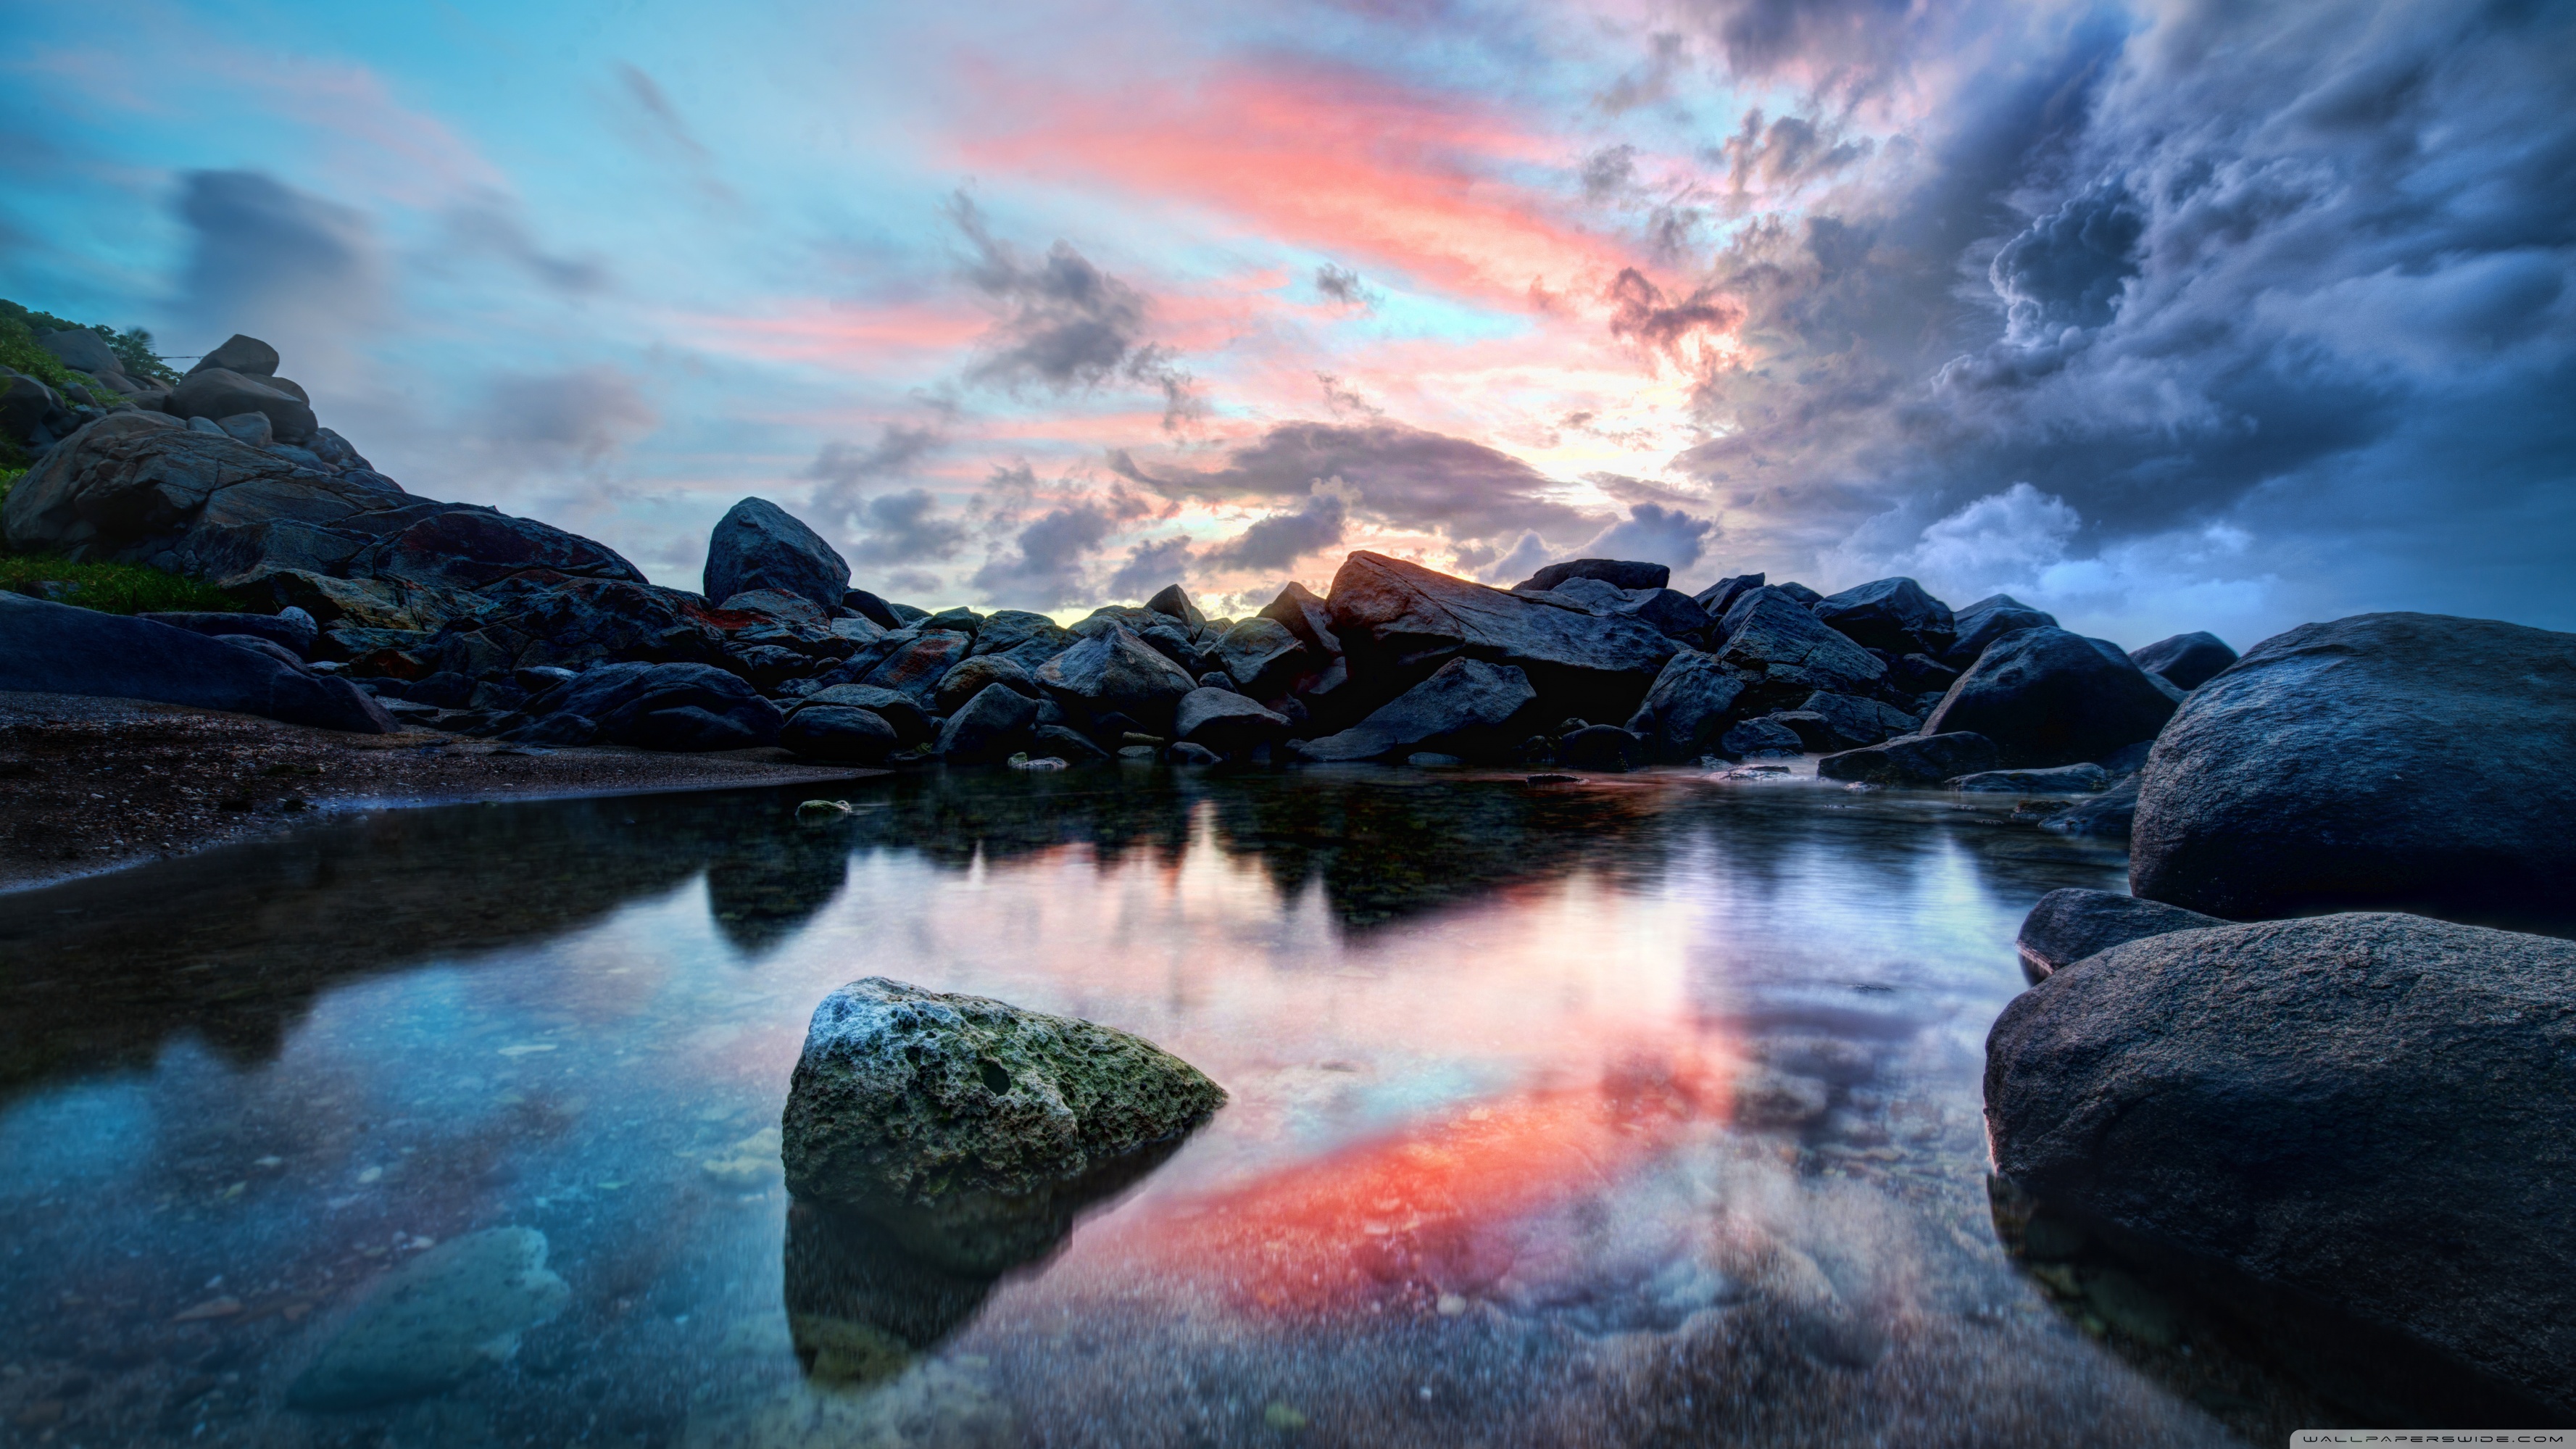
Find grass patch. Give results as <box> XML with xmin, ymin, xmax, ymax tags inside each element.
<box><xmin>0</xmin><ymin>555</ymin><xmax>244</xmax><ymax>615</ymax></box>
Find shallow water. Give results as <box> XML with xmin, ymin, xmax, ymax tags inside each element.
<box><xmin>0</xmin><ymin>765</ymin><xmax>2290</xmax><ymax>1446</ymax></box>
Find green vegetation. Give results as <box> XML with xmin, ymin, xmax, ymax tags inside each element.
<box><xmin>0</xmin><ymin>299</ymin><xmax>183</xmax><ymax>402</ymax></box>
<box><xmin>0</xmin><ymin>554</ymin><xmax>244</xmax><ymax>615</ymax></box>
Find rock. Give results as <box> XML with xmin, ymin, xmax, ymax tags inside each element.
<box><xmin>925</xmin><ymin>606</ymin><xmax>981</xmax><ymax>637</ymax></box>
<box><xmin>781</xmin><ymin>978</ymin><xmax>1226</xmax><ymax>1273</ymax></box>
<box><xmin>783</xmin><ymin>706</ymin><xmax>900</xmax><ymax>764</ymax></box>
<box><xmin>186</xmin><ymin>334</ymin><xmax>281</xmax><ymax>378</ymax></box>
<box><xmin>1034</xmin><ymin>626</ymin><xmax>1200</xmax><ymax>734</ymax></box>
<box><xmin>1816</xmin><ymin>731</ymin><xmax>2000</xmax><ymax>785</ymax></box>
<box><xmin>286</xmin><ymin>1228</ymin><xmax>570</xmax><ymax>1410</ymax></box>
<box><xmin>1165</xmin><ymin>741</ymin><xmax>1222</xmax><ymax>765</ymax></box>
<box><xmin>967</xmin><ymin>610</ymin><xmax>1071</xmax><ymax>672</ymax></box>
<box><xmin>1622</xmin><ymin>650</ymin><xmax>1748</xmax><ymax>763</ymax></box>
<box><xmin>0</xmin><ymin>593</ymin><xmax>396</xmax><ymax>732</ymax></box>
<box><xmin>368</xmin><ymin>507</ymin><xmax>647</xmax><ymax>591</ymax></box>
<box><xmin>704</xmin><ymin>497</ymin><xmax>850</xmax><ymax>610</ymax></box>
<box><xmin>2131</xmin><ymin>613</ymin><xmax>2576</xmax><ymax>927</ymax></box>
<box><xmin>168</xmin><ymin>368</ymin><xmax>316</xmax><ymax>442</ymax></box>
<box><xmin>792</xmin><ymin>684</ymin><xmax>933</xmax><ymax>745</ymax></box>
<box><xmin>1922</xmin><ymin>628</ymin><xmax>2180</xmax><ymax>767</ymax></box>
<box><xmin>936</xmin><ymin>684</ymin><xmax>1040</xmax><ymax>763</ymax></box>
<box><xmin>1942</xmin><ymin>596</ymin><xmax>2058</xmax><ymax>668</ymax></box>
<box><xmin>38</xmin><ymin>327</ymin><xmax>127</xmax><ymax>378</ymax></box>
<box><xmin>214</xmin><ymin>634</ymin><xmax>312</xmax><ymax>673</ymax></box>
<box><xmin>1031</xmin><ymin>724</ymin><xmax>1114</xmax><ymax>764</ymax></box>
<box><xmin>1811</xmin><ymin>577</ymin><xmax>1955</xmax><ymax>655</ymax></box>
<box><xmin>1290</xmin><ymin>657</ymin><xmax>1537</xmax><ymax>763</ymax></box>
<box><xmin>1948</xmin><ymin>763</ymin><xmax>2114</xmax><ymax>793</ymax></box>
<box><xmin>1712</xmin><ymin>588</ymin><xmax>1888</xmax><ymax>703</ymax></box>
<box><xmin>1513</xmin><ymin>558</ymin><xmax>1670</xmax><ymax>592</ymax></box>
<box><xmin>212</xmin><ymin>410</ymin><xmax>274</xmax><ymax>447</ymax></box>
<box><xmin>1173</xmin><ymin>687</ymin><xmax>1291</xmax><ymax>755</ymax></box>
<box><xmin>934</xmin><ymin>655</ymin><xmax>1039</xmax><ymax>717</ymax></box>
<box><xmin>2041</xmin><ymin>776</ymin><xmax>2140</xmax><ymax>840</ymax></box>
<box><xmin>1137</xmin><ymin>620</ymin><xmax>1217</xmax><ymax>678</ymax></box>
<box><xmin>548</xmin><ymin>660</ymin><xmax>784</xmax><ymax>751</ymax></box>
<box><xmin>1887</xmin><ymin>652</ymin><xmax>1959</xmax><ymax>695</ymax></box>
<box><xmin>1772</xmin><ymin>581</ymin><xmax>1822</xmax><ymax>607</ymax></box>
<box><xmin>719</xmin><ymin>589</ymin><xmax>834</xmax><ymax>627</ymax></box>
<box><xmin>1144</xmin><ymin>584</ymin><xmax>1205</xmax><ymax>631</ymax></box>
<box><xmin>140</xmin><ymin>607</ymin><xmax>319</xmax><ymax>656</ymax></box>
<box><xmin>1721</xmin><ymin>717</ymin><xmax>1805</xmax><ymax>759</ymax></box>
<box><xmin>1692</xmin><ymin>572</ymin><xmax>1764</xmax><ymax>619</ymax></box>
<box><xmin>1257</xmin><ymin>581</ymin><xmax>1342</xmax><ymax>657</ymax></box>
<box><xmin>2011</xmin><ymin>887</ymin><xmax>2225</xmax><ymax>981</ymax></box>
<box><xmin>1985</xmin><ymin>913</ymin><xmax>2576</xmax><ymax>1423</ymax></box>
<box><xmin>1210</xmin><ymin>617</ymin><xmax>1308</xmax><ymax>698</ymax></box>
<box><xmin>2128</xmin><ymin>631</ymin><xmax>2238</xmax><ymax>690</ymax></box>
<box><xmin>1</xmin><ymin>373</ymin><xmax>59</xmax><ymax>440</ymax></box>
<box><xmin>842</xmin><ymin>588</ymin><xmax>901</xmax><ymax>629</ymax></box>
<box><xmin>1783</xmin><ymin>690</ymin><xmax>1916</xmax><ymax>751</ymax></box>
<box><xmin>855</xmin><ymin>631</ymin><xmax>974</xmax><ymax>711</ymax></box>
<box><xmin>1558</xmin><ymin>723</ymin><xmax>1645</xmax><ymax>771</ymax></box>
<box><xmin>1326</xmin><ymin>551</ymin><xmax>1677</xmax><ymax>721</ymax></box>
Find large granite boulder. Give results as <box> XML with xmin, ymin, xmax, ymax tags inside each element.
<box><xmin>169</xmin><ymin>367</ymin><xmax>317</xmax><ymax>442</ymax></box>
<box><xmin>791</xmin><ymin>684</ymin><xmax>933</xmax><ymax>745</ymax></box>
<box><xmin>1782</xmin><ymin>690</ymin><xmax>1916</xmax><ymax>752</ymax></box>
<box><xmin>704</xmin><ymin>497</ymin><xmax>849</xmax><ymax>610</ymax></box>
<box><xmin>363</xmin><ymin>507</ymin><xmax>647</xmax><ymax>590</ymax></box>
<box><xmin>1513</xmin><ymin>557</ymin><xmax>1669</xmax><ymax>592</ymax></box>
<box><xmin>1034</xmin><ymin>625</ymin><xmax>1199</xmax><ymax>734</ymax></box>
<box><xmin>966</xmin><ymin>610</ymin><xmax>1071</xmax><ymax>673</ymax></box>
<box><xmin>852</xmin><ymin>631</ymin><xmax>975</xmax><ymax>712</ymax></box>
<box><xmin>781</xmin><ymin>978</ymin><xmax>1225</xmax><ymax>1273</ymax></box>
<box><xmin>38</xmin><ymin>326</ymin><xmax>128</xmax><ymax>379</ymax></box>
<box><xmin>1815</xmin><ymin>731</ymin><xmax>1999</xmax><ymax>785</ymax></box>
<box><xmin>2128</xmin><ymin>631</ymin><xmax>2238</xmax><ymax>691</ymax></box>
<box><xmin>1691</xmin><ymin>571</ymin><xmax>1764</xmax><ymax>618</ymax></box>
<box><xmin>934</xmin><ymin>655</ymin><xmax>1039</xmax><ymax>717</ymax></box>
<box><xmin>782</xmin><ymin>705</ymin><xmax>900</xmax><ymax>763</ymax></box>
<box><xmin>1811</xmin><ymin>577</ymin><xmax>1954</xmax><ymax>656</ymax></box>
<box><xmin>2011</xmin><ymin>887</ymin><xmax>2224</xmax><ymax>980</ymax></box>
<box><xmin>0</xmin><ymin>592</ymin><xmax>396</xmax><ymax>733</ymax></box>
<box><xmin>1921</xmin><ymin>627</ymin><xmax>2179</xmax><ymax>767</ymax></box>
<box><xmin>186</xmin><ymin>334</ymin><xmax>281</xmax><ymax>378</ymax></box>
<box><xmin>1943</xmin><ymin>594</ymin><xmax>2058</xmax><ymax>668</ymax></box>
<box><xmin>1711</xmin><ymin>587</ymin><xmax>1888</xmax><ymax>705</ymax></box>
<box><xmin>1210</xmin><ymin>617</ymin><xmax>1308</xmax><ymax>698</ymax></box>
<box><xmin>1289</xmin><ymin>657</ymin><xmax>1536</xmax><ymax>763</ymax></box>
<box><xmin>547</xmin><ymin>660</ymin><xmax>783</xmax><ymax>750</ymax></box>
<box><xmin>1326</xmin><ymin>552</ymin><xmax>1676</xmax><ymax>721</ymax></box>
<box><xmin>1986</xmin><ymin>913</ymin><xmax>2576</xmax><ymax>1423</ymax></box>
<box><xmin>1257</xmin><ymin>580</ymin><xmax>1342</xmax><ymax>657</ymax></box>
<box><xmin>1623</xmin><ymin>650</ymin><xmax>1748</xmax><ymax>762</ymax></box>
<box><xmin>141</xmin><ymin>607</ymin><xmax>319</xmax><ymax>657</ymax></box>
<box><xmin>936</xmin><ymin>683</ymin><xmax>1040</xmax><ymax>763</ymax></box>
<box><xmin>1173</xmin><ymin>686</ymin><xmax>1291</xmax><ymax>754</ymax></box>
<box><xmin>1144</xmin><ymin>583</ymin><xmax>1205</xmax><ymax>631</ymax></box>
<box><xmin>2130</xmin><ymin>613</ymin><xmax>2576</xmax><ymax>928</ymax></box>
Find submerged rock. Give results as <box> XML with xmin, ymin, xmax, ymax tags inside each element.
<box><xmin>287</xmin><ymin>1228</ymin><xmax>570</xmax><ymax>1409</ymax></box>
<box><xmin>1985</xmin><ymin>913</ymin><xmax>2576</xmax><ymax>1424</ymax></box>
<box><xmin>782</xmin><ymin>978</ymin><xmax>1225</xmax><ymax>1274</ymax></box>
<box><xmin>1947</xmin><ymin>764</ymin><xmax>2113</xmax><ymax>794</ymax></box>
<box><xmin>1816</xmin><ymin>731</ymin><xmax>1998</xmax><ymax>786</ymax></box>
<box><xmin>2011</xmin><ymin>887</ymin><xmax>2224</xmax><ymax>980</ymax></box>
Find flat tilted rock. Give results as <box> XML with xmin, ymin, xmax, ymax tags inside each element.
<box><xmin>783</xmin><ymin>979</ymin><xmax>1224</xmax><ymax>1270</ymax></box>
<box><xmin>2011</xmin><ymin>887</ymin><xmax>2224</xmax><ymax>979</ymax></box>
<box><xmin>1986</xmin><ymin>913</ymin><xmax>2576</xmax><ymax>1423</ymax></box>
<box><xmin>0</xmin><ymin>592</ymin><xmax>395</xmax><ymax>733</ymax></box>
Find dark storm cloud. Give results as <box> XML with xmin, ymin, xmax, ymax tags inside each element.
<box><xmin>950</xmin><ymin>194</ymin><xmax>1200</xmax><ymax>430</ymax></box>
<box><xmin>966</xmin><ymin>464</ymin><xmax>1163</xmax><ymax>610</ymax></box>
<box><xmin>842</xmin><ymin>489</ymin><xmax>971</xmax><ymax>568</ymax></box>
<box><xmin>1200</xmin><ymin>486</ymin><xmax>1353</xmax><ymax>573</ymax></box>
<box><xmin>1110</xmin><ymin>420</ymin><xmax>1600</xmax><ymax>544</ymax></box>
<box><xmin>1105</xmin><ymin>534</ymin><xmax>1196</xmax><ymax>600</ymax></box>
<box><xmin>1315</xmin><ymin>263</ymin><xmax>1377</xmax><ymax>308</ymax></box>
<box><xmin>1587</xmin><ymin>502</ymin><xmax>1717</xmax><ymax>573</ymax></box>
<box><xmin>173</xmin><ymin>170</ymin><xmax>383</xmax><ymax>346</ymax></box>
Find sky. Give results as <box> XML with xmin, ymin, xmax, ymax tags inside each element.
<box><xmin>4</xmin><ymin>0</ymin><xmax>2572</xmax><ymax>645</ymax></box>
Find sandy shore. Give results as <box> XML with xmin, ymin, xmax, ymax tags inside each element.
<box><xmin>0</xmin><ymin>692</ymin><xmax>887</xmax><ymax>893</ymax></box>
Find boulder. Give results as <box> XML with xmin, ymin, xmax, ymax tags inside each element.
<box><xmin>781</xmin><ymin>978</ymin><xmax>1226</xmax><ymax>1273</ymax></box>
<box><xmin>1922</xmin><ymin>628</ymin><xmax>2180</xmax><ymax>767</ymax></box>
<box><xmin>213</xmin><ymin>410</ymin><xmax>274</xmax><ymax>447</ymax></box>
<box><xmin>1034</xmin><ymin>626</ymin><xmax>1200</xmax><ymax>734</ymax></box>
<box><xmin>937</xmin><ymin>683</ymin><xmax>1040</xmax><ymax>763</ymax></box>
<box><xmin>1623</xmin><ymin>651</ymin><xmax>1748</xmax><ymax>762</ymax></box>
<box><xmin>1032</xmin><ymin>724</ymin><xmax>1114</xmax><ymax>764</ymax></box>
<box><xmin>547</xmin><ymin>660</ymin><xmax>783</xmax><ymax>751</ymax></box>
<box><xmin>1692</xmin><ymin>572</ymin><xmax>1765</xmax><ymax>620</ymax></box>
<box><xmin>924</xmin><ymin>606</ymin><xmax>981</xmax><ymax>636</ymax></box>
<box><xmin>2011</xmin><ymin>887</ymin><xmax>2225</xmax><ymax>981</ymax></box>
<box><xmin>186</xmin><ymin>333</ymin><xmax>281</xmax><ymax>378</ymax></box>
<box><xmin>1712</xmin><ymin>589</ymin><xmax>1887</xmax><ymax>703</ymax></box>
<box><xmin>855</xmin><ymin>631</ymin><xmax>975</xmax><ymax>711</ymax></box>
<box><xmin>367</xmin><ymin>507</ymin><xmax>647</xmax><ymax>590</ymax></box>
<box><xmin>1210</xmin><ymin>617</ymin><xmax>1308</xmax><ymax>698</ymax></box>
<box><xmin>934</xmin><ymin>655</ymin><xmax>1039</xmax><ymax>717</ymax></box>
<box><xmin>38</xmin><ymin>327</ymin><xmax>126</xmax><ymax>378</ymax></box>
<box><xmin>1558</xmin><ymin>723</ymin><xmax>1645</xmax><ymax>771</ymax></box>
<box><xmin>2042</xmin><ymin>777</ymin><xmax>2140</xmax><ymax>841</ymax></box>
<box><xmin>1720</xmin><ymin>717</ymin><xmax>1804</xmax><ymax>758</ymax></box>
<box><xmin>1811</xmin><ymin>577</ymin><xmax>1955</xmax><ymax>656</ymax></box>
<box><xmin>1137</xmin><ymin>620</ymin><xmax>1218</xmax><ymax>678</ymax></box>
<box><xmin>1327</xmin><ymin>551</ymin><xmax>1676</xmax><ymax>721</ymax></box>
<box><xmin>0</xmin><ymin>592</ymin><xmax>396</xmax><ymax>733</ymax></box>
<box><xmin>1166</xmin><ymin>741</ymin><xmax>1222</xmax><ymax>765</ymax></box>
<box><xmin>1887</xmin><ymin>652</ymin><xmax>1960</xmax><ymax>695</ymax></box>
<box><xmin>1257</xmin><ymin>580</ymin><xmax>1342</xmax><ymax>657</ymax></box>
<box><xmin>213</xmin><ymin>634</ymin><xmax>312</xmax><ymax>673</ymax></box>
<box><xmin>842</xmin><ymin>588</ymin><xmax>902</xmax><ymax>629</ymax></box>
<box><xmin>1</xmin><ymin>373</ymin><xmax>59</xmax><ymax>440</ymax></box>
<box><xmin>1173</xmin><ymin>687</ymin><xmax>1291</xmax><ymax>755</ymax></box>
<box><xmin>1784</xmin><ymin>690</ymin><xmax>1915</xmax><ymax>751</ymax></box>
<box><xmin>704</xmin><ymin>497</ymin><xmax>850</xmax><ymax>610</ymax></box>
<box><xmin>1942</xmin><ymin>597</ymin><xmax>2058</xmax><ymax>668</ymax></box>
<box><xmin>1948</xmin><ymin>763</ymin><xmax>2113</xmax><ymax>794</ymax></box>
<box><xmin>2130</xmin><ymin>613</ymin><xmax>2576</xmax><ymax>928</ymax></box>
<box><xmin>2128</xmin><ymin>631</ymin><xmax>2238</xmax><ymax>691</ymax></box>
<box><xmin>140</xmin><ymin>607</ymin><xmax>319</xmax><ymax>657</ymax></box>
<box><xmin>1144</xmin><ymin>583</ymin><xmax>1205</xmax><ymax>631</ymax></box>
<box><xmin>967</xmin><ymin>610</ymin><xmax>1071</xmax><ymax>672</ymax></box>
<box><xmin>1985</xmin><ymin>913</ymin><xmax>2576</xmax><ymax>1423</ymax></box>
<box><xmin>793</xmin><ymin>684</ymin><xmax>932</xmax><ymax>744</ymax></box>
<box><xmin>719</xmin><ymin>589</ymin><xmax>834</xmax><ymax>627</ymax></box>
<box><xmin>1816</xmin><ymin>731</ymin><xmax>2000</xmax><ymax>785</ymax></box>
<box><xmin>1289</xmin><ymin>657</ymin><xmax>1536</xmax><ymax>763</ymax></box>
<box><xmin>1513</xmin><ymin>558</ymin><xmax>1669</xmax><ymax>592</ymax></box>
<box><xmin>168</xmin><ymin>368</ymin><xmax>316</xmax><ymax>442</ymax></box>
<box><xmin>1772</xmin><ymin>581</ymin><xmax>1822</xmax><ymax>607</ymax></box>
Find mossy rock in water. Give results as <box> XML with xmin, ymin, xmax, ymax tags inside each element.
<box><xmin>782</xmin><ymin>977</ymin><xmax>1223</xmax><ymax>1274</ymax></box>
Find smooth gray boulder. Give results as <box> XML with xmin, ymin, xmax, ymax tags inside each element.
<box><xmin>937</xmin><ymin>683</ymin><xmax>1040</xmax><ymax>763</ymax></box>
<box><xmin>2128</xmin><ymin>631</ymin><xmax>2238</xmax><ymax>691</ymax></box>
<box><xmin>934</xmin><ymin>654</ymin><xmax>1039</xmax><ymax>717</ymax></box>
<box><xmin>0</xmin><ymin>592</ymin><xmax>396</xmax><ymax>732</ymax></box>
<box><xmin>1291</xmin><ymin>657</ymin><xmax>1535</xmax><ymax>763</ymax></box>
<box><xmin>1514</xmin><ymin>557</ymin><xmax>1669</xmax><ymax>592</ymax></box>
<box><xmin>1623</xmin><ymin>651</ymin><xmax>1748</xmax><ymax>762</ymax></box>
<box><xmin>782</xmin><ymin>978</ymin><xmax>1225</xmax><ymax>1273</ymax></box>
<box><xmin>186</xmin><ymin>333</ymin><xmax>281</xmax><ymax>378</ymax></box>
<box><xmin>38</xmin><ymin>327</ymin><xmax>126</xmax><ymax>378</ymax></box>
<box><xmin>1816</xmin><ymin>731</ymin><xmax>1999</xmax><ymax>785</ymax></box>
<box><xmin>2131</xmin><ymin>612</ymin><xmax>2576</xmax><ymax>928</ymax></box>
<box><xmin>1922</xmin><ymin>627</ymin><xmax>2180</xmax><ymax>767</ymax></box>
<box><xmin>1712</xmin><ymin>588</ymin><xmax>1889</xmax><ymax>702</ymax></box>
<box><xmin>782</xmin><ymin>705</ymin><xmax>899</xmax><ymax>763</ymax></box>
<box><xmin>1811</xmin><ymin>576</ymin><xmax>1954</xmax><ymax>656</ymax></box>
<box><xmin>286</xmin><ymin>1227</ymin><xmax>569</xmax><ymax>1409</ymax></box>
<box><xmin>2011</xmin><ymin>887</ymin><xmax>2224</xmax><ymax>979</ymax></box>
<box><xmin>169</xmin><ymin>367</ymin><xmax>316</xmax><ymax>442</ymax></box>
<box><xmin>1035</xmin><ymin>625</ymin><xmax>1200</xmax><ymax>734</ymax></box>
<box><xmin>1173</xmin><ymin>686</ymin><xmax>1290</xmax><ymax>754</ymax></box>
<box><xmin>1986</xmin><ymin>913</ymin><xmax>2576</xmax><ymax>1423</ymax></box>
<box><xmin>1948</xmin><ymin>763</ymin><xmax>2113</xmax><ymax>794</ymax></box>
<box><xmin>141</xmin><ymin>607</ymin><xmax>318</xmax><ymax>656</ymax></box>
<box><xmin>704</xmin><ymin>497</ymin><xmax>850</xmax><ymax>610</ymax></box>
